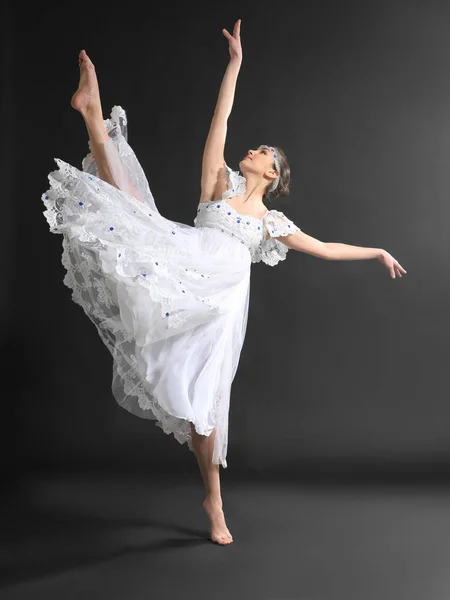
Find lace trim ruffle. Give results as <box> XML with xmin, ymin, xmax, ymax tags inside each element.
<box><xmin>221</xmin><ymin>163</ymin><xmax>246</xmax><ymax>200</ymax></box>
<box><xmin>252</xmin><ymin>209</ymin><xmax>301</xmax><ymax>266</ymax></box>
<box><xmin>82</xmin><ymin>106</ymin><xmax>133</xmax><ymax>186</ymax></box>
<box><xmin>41</xmin><ymin>106</ymin><xmax>233</xmax><ymax>468</ymax></box>
<box><xmin>42</xmin><ymin>140</ymin><xmax>220</xmax><ymax>332</ymax></box>
<box><xmin>59</xmin><ymin>236</ymin><xmax>228</xmax><ymax>467</ymax></box>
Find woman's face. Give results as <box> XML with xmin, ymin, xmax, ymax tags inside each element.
<box><xmin>239</xmin><ymin>145</ymin><xmax>277</xmax><ymax>180</ymax></box>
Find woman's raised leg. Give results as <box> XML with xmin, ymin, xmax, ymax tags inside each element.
<box><xmin>190</xmin><ymin>423</ymin><xmax>233</xmax><ymax>545</ymax></box>
<box><xmin>71</xmin><ymin>50</ymin><xmax>118</xmax><ymax>187</ymax></box>
<box><xmin>71</xmin><ymin>50</ymin><xmax>145</xmax><ymax>203</ymax></box>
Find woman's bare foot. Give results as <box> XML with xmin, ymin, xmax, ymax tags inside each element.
<box><xmin>202</xmin><ymin>497</ymin><xmax>233</xmax><ymax>545</ymax></box>
<box><xmin>71</xmin><ymin>50</ymin><xmax>101</xmax><ymax>115</ymax></box>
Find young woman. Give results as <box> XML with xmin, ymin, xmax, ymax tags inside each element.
<box><xmin>42</xmin><ymin>19</ymin><xmax>406</xmax><ymax>546</ymax></box>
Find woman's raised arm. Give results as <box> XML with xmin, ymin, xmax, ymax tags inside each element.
<box><xmin>200</xmin><ymin>20</ymin><xmax>243</xmax><ymax>203</ymax></box>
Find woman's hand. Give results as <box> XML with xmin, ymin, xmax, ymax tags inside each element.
<box><xmin>377</xmin><ymin>249</ymin><xmax>407</xmax><ymax>279</ymax></box>
<box><xmin>222</xmin><ymin>19</ymin><xmax>242</xmax><ymax>63</ymax></box>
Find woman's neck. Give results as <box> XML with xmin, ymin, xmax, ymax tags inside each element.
<box><xmin>242</xmin><ymin>173</ymin><xmax>266</xmax><ymax>204</ymax></box>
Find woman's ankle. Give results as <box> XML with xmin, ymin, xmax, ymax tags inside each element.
<box><xmin>81</xmin><ymin>104</ymin><xmax>104</xmax><ymax>124</ymax></box>
<box><xmin>203</xmin><ymin>495</ymin><xmax>223</xmax><ymax>508</ymax></box>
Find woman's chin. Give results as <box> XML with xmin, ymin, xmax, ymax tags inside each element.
<box><xmin>239</xmin><ymin>161</ymin><xmax>249</xmax><ymax>174</ymax></box>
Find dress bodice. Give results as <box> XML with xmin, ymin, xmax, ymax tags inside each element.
<box><xmin>194</xmin><ymin>162</ymin><xmax>301</xmax><ymax>266</ymax></box>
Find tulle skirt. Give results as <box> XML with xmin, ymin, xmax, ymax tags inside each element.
<box><xmin>41</xmin><ymin>106</ymin><xmax>252</xmax><ymax>468</ymax></box>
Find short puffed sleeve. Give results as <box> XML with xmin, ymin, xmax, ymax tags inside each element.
<box><xmin>251</xmin><ymin>209</ymin><xmax>301</xmax><ymax>266</ymax></box>
<box><xmin>222</xmin><ymin>162</ymin><xmax>246</xmax><ymax>200</ymax></box>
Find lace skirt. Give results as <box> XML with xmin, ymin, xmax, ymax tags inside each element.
<box><xmin>41</xmin><ymin>106</ymin><xmax>252</xmax><ymax>468</ymax></box>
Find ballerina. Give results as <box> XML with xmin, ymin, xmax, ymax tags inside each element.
<box><xmin>42</xmin><ymin>19</ymin><xmax>406</xmax><ymax>547</ymax></box>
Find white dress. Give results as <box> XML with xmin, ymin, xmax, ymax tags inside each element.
<box><xmin>41</xmin><ymin>106</ymin><xmax>301</xmax><ymax>468</ymax></box>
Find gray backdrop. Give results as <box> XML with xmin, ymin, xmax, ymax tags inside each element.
<box><xmin>4</xmin><ymin>0</ymin><xmax>448</xmax><ymax>479</ymax></box>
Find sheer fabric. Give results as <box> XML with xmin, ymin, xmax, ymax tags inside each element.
<box><xmin>41</xmin><ymin>105</ymin><xmax>300</xmax><ymax>468</ymax></box>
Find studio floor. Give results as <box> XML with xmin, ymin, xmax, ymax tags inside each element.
<box><xmin>2</xmin><ymin>467</ymin><xmax>450</xmax><ymax>600</ymax></box>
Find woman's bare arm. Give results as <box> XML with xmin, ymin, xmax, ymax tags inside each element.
<box><xmin>279</xmin><ymin>229</ymin><xmax>407</xmax><ymax>279</ymax></box>
<box><xmin>280</xmin><ymin>229</ymin><xmax>382</xmax><ymax>260</ymax></box>
<box><xmin>200</xmin><ymin>20</ymin><xmax>243</xmax><ymax>203</ymax></box>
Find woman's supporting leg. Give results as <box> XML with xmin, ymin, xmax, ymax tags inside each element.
<box><xmin>190</xmin><ymin>425</ymin><xmax>222</xmax><ymax>502</ymax></box>
<box><xmin>190</xmin><ymin>423</ymin><xmax>233</xmax><ymax>545</ymax></box>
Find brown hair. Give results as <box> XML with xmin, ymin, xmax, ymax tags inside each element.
<box><xmin>263</xmin><ymin>145</ymin><xmax>291</xmax><ymax>204</ymax></box>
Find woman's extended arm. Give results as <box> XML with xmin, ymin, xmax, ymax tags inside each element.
<box><xmin>200</xmin><ymin>20</ymin><xmax>243</xmax><ymax>202</ymax></box>
<box><xmin>279</xmin><ymin>229</ymin><xmax>407</xmax><ymax>279</ymax></box>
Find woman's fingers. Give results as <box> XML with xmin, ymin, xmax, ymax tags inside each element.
<box><xmin>223</xmin><ymin>19</ymin><xmax>241</xmax><ymax>41</ymax></box>
<box><xmin>380</xmin><ymin>252</ymin><xmax>407</xmax><ymax>279</ymax></box>
<box><xmin>391</xmin><ymin>260</ymin><xmax>407</xmax><ymax>279</ymax></box>
<box><xmin>223</xmin><ymin>20</ymin><xmax>243</xmax><ymax>61</ymax></box>
<box><xmin>395</xmin><ymin>261</ymin><xmax>406</xmax><ymax>277</ymax></box>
